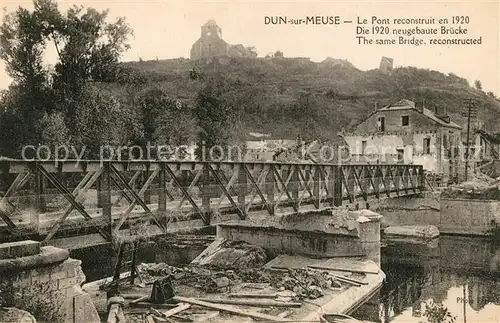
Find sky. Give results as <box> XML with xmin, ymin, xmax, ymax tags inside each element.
<box><xmin>0</xmin><ymin>0</ymin><xmax>499</xmax><ymax>94</ymax></box>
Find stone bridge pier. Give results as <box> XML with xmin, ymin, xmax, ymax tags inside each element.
<box><xmin>215</xmin><ymin>207</ymin><xmax>383</xmax><ymax>266</ymax></box>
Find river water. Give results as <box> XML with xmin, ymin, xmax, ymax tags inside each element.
<box><xmin>353</xmin><ymin>236</ymin><xmax>500</xmax><ymax>323</ymax></box>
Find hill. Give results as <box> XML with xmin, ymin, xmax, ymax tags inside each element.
<box><xmin>108</xmin><ymin>56</ymin><xmax>500</xmax><ymax>142</ymax></box>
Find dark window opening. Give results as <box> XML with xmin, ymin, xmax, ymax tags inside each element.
<box><xmin>396</xmin><ymin>149</ymin><xmax>404</xmax><ymax>163</ymax></box>
<box><xmin>362</xmin><ymin>140</ymin><xmax>367</xmax><ymax>154</ymax></box>
<box><xmin>377</xmin><ymin>117</ymin><xmax>385</xmax><ymax>132</ymax></box>
<box><xmin>402</xmin><ymin>115</ymin><xmax>409</xmax><ymax>126</ymax></box>
<box><xmin>423</xmin><ymin>138</ymin><xmax>431</xmax><ymax>154</ymax></box>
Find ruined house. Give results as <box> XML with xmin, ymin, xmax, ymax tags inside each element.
<box><xmin>343</xmin><ymin>99</ymin><xmax>463</xmax><ymax>178</ymax></box>
<box><xmin>245</xmin><ymin>139</ymin><xmax>300</xmax><ymax>162</ymax></box>
<box><xmin>379</xmin><ymin>56</ymin><xmax>394</xmax><ymax>73</ymax></box>
<box><xmin>190</xmin><ymin>20</ymin><xmax>230</xmax><ymax>60</ymax></box>
<box><xmin>190</xmin><ymin>20</ymin><xmax>256</xmax><ymax>60</ymax></box>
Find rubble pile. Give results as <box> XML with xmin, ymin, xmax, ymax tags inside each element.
<box><xmin>441</xmin><ymin>172</ymin><xmax>500</xmax><ymax>199</ymax></box>
<box><xmin>213</xmin><ymin>240</ymin><xmax>269</xmax><ymax>269</ymax></box>
<box><xmin>137</xmin><ymin>263</ymin><xmax>274</xmax><ymax>293</ymax></box>
<box><xmin>270</xmin><ymin>268</ymin><xmax>341</xmax><ymax>300</ymax></box>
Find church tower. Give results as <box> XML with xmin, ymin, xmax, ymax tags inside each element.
<box><xmin>190</xmin><ymin>20</ymin><xmax>229</xmax><ymax>60</ymax></box>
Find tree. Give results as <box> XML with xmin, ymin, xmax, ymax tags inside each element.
<box><xmin>72</xmin><ymin>85</ymin><xmax>141</xmax><ymax>158</ymax></box>
<box><xmin>193</xmin><ymin>77</ymin><xmax>233</xmax><ymax>160</ymax></box>
<box><xmin>274</xmin><ymin>50</ymin><xmax>284</xmax><ymax>57</ymax></box>
<box><xmin>36</xmin><ymin>111</ymin><xmax>70</xmax><ymax>146</ymax></box>
<box><xmin>0</xmin><ymin>0</ymin><xmax>132</xmax><ymax>156</ymax></box>
<box><xmin>246</xmin><ymin>46</ymin><xmax>258</xmax><ymax>57</ymax></box>
<box><xmin>423</xmin><ymin>301</ymin><xmax>456</xmax><ymax>323</ymax></box>
<box><xmin>474</xmin><ymin>80</ymin><xmax>483</xmax><ymax>91</ymax></box>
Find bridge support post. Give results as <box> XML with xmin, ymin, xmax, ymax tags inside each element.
<box><xmin>34</xmin><ymin>169</ymin><xmax>47</xmax><ymax>214</ymax></box>
<box><xmin>265</xmin><ymin>166</ymin><xmax>275</xmax><ymax>215</ymax></box>
<box><xmin>420</xmin><ymin>169</ymin><xmax>426</xmax><ymax>191</ymax></box>
<box><xmin>201</xmin><ymin>165</ymin><xmax>211</xmax><ymax>224</ymax></box>
<box><xmin>373</xmin><ymin>166</ymin><xmax>381</xmax><ymax>199</ymax></box>
<box><xmin>158</xmin><ymin>165</ymin><xmax>167</xmax><ymax>212</ymax></box>
<box><xmin>100</xmin><ymin>163</ymin><xmax>112</xmax><ymax>235</ymax></box>
<box><xmin>328</xmin><ymin>166</ymin><xmax>335</xmax><ymax>207</ymax></box>
<box><xmin>96</xmin><ymin>178</ymin><xmax>102</xmax><ymax>208</ymax></box>
<box><xmin>143</xmin><ymin>170</ymin><xmax>152</xmax><ymax>205</ymax></box>
<box><xmin>290</xmin><ymin>165</ymin><xmax>299</xmax><ymax>208</ymax></box>
<box><xmin>313</xmin><ymin>166</ymin><xmax>320</xmax><ymax>209</ymax></box>
<box><xmin>237</xmin><ymin>165</ymin><xmax>247</xmax><ymax>218</ymax></box>
<box><xmin>333</xmin><ymin>166</ymin><xmax>343</xmax><ymax>207</ymax></box>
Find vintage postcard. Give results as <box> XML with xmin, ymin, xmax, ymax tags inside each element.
<box><xmin>0</xmin><ymin>0</ymin><xmax>499</xmax><ymax>323</ymax></box>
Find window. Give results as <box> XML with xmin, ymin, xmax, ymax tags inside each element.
<box><xmin>377</xmin><ymin>117</ymin><xmax>385</xmax><ymax>132</ymax></box>
<box><xmin>396</xmin><ymin>149</ymin><xmax>404</xmax><ymax>163</ymax></box>
<box><xmin>401</xmin><ymin>115</ymin><xmax>409</xmax><ymax>126</ymax></box>
<box><xmin>423</xmin><ymin>138</ymin><xmax>431</xmax><ymax>154</ymax></box>
<box><xmin>362</xmin><ymin>140</ymin><xmax>367</xmax><ymax>154</ymax></box>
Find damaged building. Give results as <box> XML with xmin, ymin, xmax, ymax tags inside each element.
<box><xmin>343</xmin><ymin>99</ymin><xmax>463</xmax><ymax>179</ymax></box>
<box><xmin>190</xmin><ymin>20</ymin><xmax>257</xmax><ymax>60</ymax></box>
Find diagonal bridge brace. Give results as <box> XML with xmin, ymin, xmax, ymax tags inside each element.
<box><xmin>37</xmin><ymin>164</ymin><xmax>112</xmax><ymax>242</ymax></box>
<box><xmin>0</xmin><ymin>172</ymin><xmax>32</xmax><ymax>230</ymax></box>
<box><xmin>164</xmin><ymin>165</ymin><xmax>208</xmax><ymax>225</ymax></box>
<box><xmin>109</xmin><ymin>165</ymin><xmax>166</xmax><ymax>235</ymax></box>
<box><xmin>208</xmin><ymin>164</ymin><xmax>245</xmax><ymax>220</ymax></box>
<box><xmin>44</xmin><ymin>169</ymin><xmax>103</xmax><ymax>242</ymax></box>
<box><xmin>272</xmin><ymin>165</ymin><xmax>298</xmax><ymax>212</ymax></box>
<box><xmin>243</xmin><ymin>165</ymin><xmax>274</xmax><ymax>216</ymax></box>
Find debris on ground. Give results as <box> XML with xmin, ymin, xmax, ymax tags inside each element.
<box><xmin>137</xmin><ymin>263</ymin><xmax>272</xmax><ymax>293</ymax></box>
<box><xmin>269</xmin><ymin>268</ymin><xmax>342</xmax><ymax>300</ymax></box>
<box><xmin>193</xmin><ymin>240</ymin><xmax>269</xmax><ymax>269</ymax></box>
<box><xmin>441</xmin><ymin>172</ymin><xmax>500</xmax><ymax>199</ymax></box>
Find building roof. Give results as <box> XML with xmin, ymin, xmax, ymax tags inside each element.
<box><xmin>369</xmin><ymin>99</ymin><xmax>462</xmax><ymax>130</ymax></box>
<box><xmin>421</xmin><ymin>107</ymin><xmax>462</xmax><ymax>129</ymax></box>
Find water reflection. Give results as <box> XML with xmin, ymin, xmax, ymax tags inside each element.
<box><xmin>352</xmin><ymin>236</ymin><xmax>500</xmax><ymax>323</ymax></box>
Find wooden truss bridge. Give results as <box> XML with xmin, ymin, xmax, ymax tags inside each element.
<box><xmin>0</xmin><ymin>160</ymin><xmax>426</xmax><ymax>248</ymax></box>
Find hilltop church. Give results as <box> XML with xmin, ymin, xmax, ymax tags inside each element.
<box><xmin>190</xmin><ymin>20</ymin><xmax>256</xmax><ymax>60</ymax></box>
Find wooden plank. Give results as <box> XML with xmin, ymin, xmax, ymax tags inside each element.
<box><xmin>172</xmin><ymin>296</ymin><xmax>291</xmax><ymax>322</ymax></box>
<box><xmin>308</xmin><ymin>258</ymin><xmax>379</xmax><ymax>275</ymax></box>
<box><xmin>196</xmin><ymin>298</ymin><xmax>301</xmax><ymax>308</ymax></box>
<box><xmin>333</xmin><ymin>274</ymin><xmax>368</xmax><ymax>285</ymax></box>
<box><xmin>333</xmin><ymin>276</ymin><xmax>362</xmax><ymax>287</ymax></box>
<box><xmin>129</xmin><ymin>295</ymin><xmax>149</xmax><ymax>304</ymax></box>
<box><xmin>129</xmin><ymin>302</ymin><xmax>178</xmax><ymax>309</ymax></box>
<box><xmin>229</xmin><ymin>293</ymin><xmax>278</xmax><ymax>299</ymax></box>
<box><xmin>160</xmin><ymin>303</ymin><xmax>191</xmax><ymax>318</ymax></box>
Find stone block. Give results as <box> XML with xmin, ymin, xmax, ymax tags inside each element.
<box><xmin>0</xmin><ymin>307</ymin><xmax>37</xmax><ymax>323</ymax></box>
<box><xmin>33</xmin><ymin>273</ymin><xmax>50</xmax><ymax>284</ymax></box>
<box><xmin>50</xmin><ymin>269</ymin><xmax>67</xmax><ymax>280</ymax></box>
<box><xmin>58</xmin><ymin>277</ymin><xmax>77</xmax><ymax>289</ymax></box>
<box><xmin>0</xmin><ymin>240</ymin><xmax>40</xmax><ymax>259</ymax></box>
<box><xmin>71</xmin><ymin>293</ymin><xmax>101</xmax><ymax>323</ymax></box>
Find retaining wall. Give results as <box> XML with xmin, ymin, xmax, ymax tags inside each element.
<box><xmin>378</xmin><ymin>197</ymin><xmax>500</xmax><ymax>235</ymax></box>
<box><xmin>0</xmin><ymin>240</ymin><xmax>100</xmax><ymax>323</ymax></box>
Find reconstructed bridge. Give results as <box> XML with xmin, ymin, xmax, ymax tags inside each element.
<box><xmin>0</xmin><ymin>160</ymin><xmax>425</xmax><ymax>248</ymax></box>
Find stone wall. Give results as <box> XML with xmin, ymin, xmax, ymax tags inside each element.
<box><xmin>377</xmin><ymin>196</ymin><xmax>500</xmax><ymax>235</ymax></box>
<box><xmin>0</xmin><ymin>240</ymin><xmax>100</xmax><ymax>323</ymax></box>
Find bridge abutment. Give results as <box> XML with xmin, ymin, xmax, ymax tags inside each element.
<box><xmin>0</xmin><ymin>240</ymin><xmax>100</xmax><ymax>323</ymax></box>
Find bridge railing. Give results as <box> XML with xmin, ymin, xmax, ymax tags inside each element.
<box><xmin>0</xmin><ymin>160</ymin><xmax>425</xmax><ymax>243</ymax></box>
